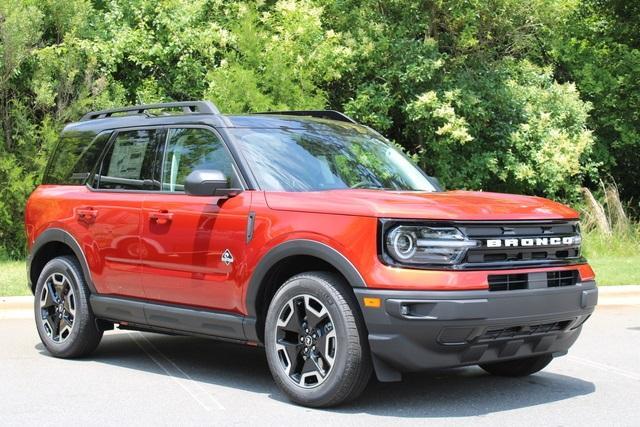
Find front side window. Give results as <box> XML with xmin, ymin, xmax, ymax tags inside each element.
<box><xmin>228</xmin><ymin>123</ymin><xmax>436</xmax><ymax>192</ymax></box>
<box><xmin>94</xmin><ymin>130</ymin><xmax>160</xmax><ymax>190</ymax></box>
<box><xmin>160</xmin><ymin>128</ymin><xmax>239</xmax><ymax>192</ymax></box>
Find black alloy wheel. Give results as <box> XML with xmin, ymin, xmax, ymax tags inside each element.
<box><xmin>34</xmin><ymin>256</ymin><xmax>103</xmax><ymax>358</ymax></box>
<box><xmin>275</xmin><ymin>294</ymin><xmax>337</xmax><ymax>388</ymax></box>
<box><xmin>39</xmin><ymin>272</ymin><xmax>76</xmax><ymax>343</ymax></box>
<box><xmin>265</xmin><ymin>271</ymin><xmax>372</xmax><ymax>407</ymax></box>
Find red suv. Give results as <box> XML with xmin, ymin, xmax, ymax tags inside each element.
<box><xmin>25</xmin><ymin>101</ymin><xmax>597</xmax><ymax>407</ymax></box>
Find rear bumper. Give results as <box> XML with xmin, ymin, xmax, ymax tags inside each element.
<box><xmin>355</xmin><ymin>280</ymin><xmax>597</xmax><ymax>381</ymax></box>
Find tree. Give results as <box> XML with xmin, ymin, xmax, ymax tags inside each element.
<box><xmin>319</xmin><ymin>0</ymin><xmax>596</xmax><ymax>199</ymax></box>
<box><xmin>553</xmin><ymin>0</ymin><xmax>640</xmax><ymax>206</ymax></box>
<box><xmin>0</xmin><ymin>0</ymin><xmax>350</xmax><ymax>257</ymax></box>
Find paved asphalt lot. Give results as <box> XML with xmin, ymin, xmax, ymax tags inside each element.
<box><xmin>1</xmin><ymin>304</ymin><xmax>639</xmax><ymax>427</ymax></box>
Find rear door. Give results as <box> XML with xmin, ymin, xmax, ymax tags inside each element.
<box><xmin>140</xmin><ymin>126</ymin><xmax>251</xmax><ymax>312</ymax></box>
<box><xmin>86</xmin><ymin>128</ymin><xmax>163</xmax><ymax>298</ymax></box>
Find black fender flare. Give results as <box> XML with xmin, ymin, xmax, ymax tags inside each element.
<box><xmin>28</xmin><ymin>228</ymin><xmax>96</xmax><ymax>294</ymax></box>
<box><xmin>244</xmin><ymin>239</ymin><xmax>366</xmax><ymax>320</ymax></box>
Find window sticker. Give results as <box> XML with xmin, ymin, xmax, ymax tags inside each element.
<box><xmin>107</xmin><ymin>140</ymin><xmax>148</xmax><ymax>179</ymax></box>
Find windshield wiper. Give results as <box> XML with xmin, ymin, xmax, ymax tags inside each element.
<box><xmin>353</xmin><ymin>185</ymin><xmax>388</xmax><ymax>190</ymax></box>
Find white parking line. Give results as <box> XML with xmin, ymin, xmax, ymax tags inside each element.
<box><xmin>128</xmin><ymin>332</ymin><xmax>226</xmax><ymax>411</ymax></box>
<box><xmin>567</xmin><ymin>355</ymin><xmax>640</xmax><ymax>381</ymax></box>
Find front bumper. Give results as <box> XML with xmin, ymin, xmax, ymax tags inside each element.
<box><xmin>355</xmin><ymin>280</ymin><xmax>597</xmax><ymax>381</ymax></box>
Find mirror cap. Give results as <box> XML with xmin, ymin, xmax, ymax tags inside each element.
<box><xmin>185</xmin><ymin>170</ymin><xmax>241</xmax><ymax>197</ymax></box>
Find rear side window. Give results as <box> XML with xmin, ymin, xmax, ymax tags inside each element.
<box><xmin>43</xmin><ymin>131</ymin><xmax>111</xmax><ymax>185</ymax></box>
<box><xmin>93</xmin><ymin>130</ymin><xmax>161</xmax><ymax>191</ymax></box>
<box><xmin>160</xmin><ymin>128</ymin><xmax>240</xmax><ymax>192</ymax></box>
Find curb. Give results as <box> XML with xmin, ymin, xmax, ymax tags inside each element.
<box><xmin>596</xmin><ymin>285</ymin><xmax>640</xmax><ymax>306</ymax></box>
<box><xmin>1</xmin><ymin>286</ymin><xmax>639</xmax><ymax>315</ymax></box>
<box><xmin>0</xmin><ymin>296</ymin><xmax>34</xmax><ymax>310</ymax></box>
<box><xmin>597</xmin><ymin>284</ymin><xmax>640</xmax><ymax>297</ymax></box>
<box><xmin>0</xmin><ymin>296</ymin><xmax>34</xmax><ymax>319</ymax></box>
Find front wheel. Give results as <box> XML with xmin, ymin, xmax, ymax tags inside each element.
<box><xmin>480</xmin><ymin>354</ymin><xmax>553</xmax><ymax>377</ymax></box>
<box><xmin>264</xmin><ymin>271</ymin><xmax>372</xmax><ymax>407</ymax></box>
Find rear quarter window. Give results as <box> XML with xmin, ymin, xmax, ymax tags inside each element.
<box><xmin>43</xmin><ymin>131</ymin><xmax>112</xmax><ymax>185</ymax></box>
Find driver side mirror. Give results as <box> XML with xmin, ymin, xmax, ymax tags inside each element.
<box><xmin>184</xmin><ymin>170</ymin><xmax>241</xmax><ymax>197</ymax></box>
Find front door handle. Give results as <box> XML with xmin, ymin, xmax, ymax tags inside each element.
<box><xmin>77</xmin><ymin>207</ymin><xmax>98</xmax><ymax>223</ymax></box>
<box><xmin>149</xmin><ymin>210</ymin><xmax>173</xmax><ymax>225</ymax></box>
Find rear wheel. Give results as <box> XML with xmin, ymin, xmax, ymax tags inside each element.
<box><xmin>264</xmin><ymin>271</ymin><xmax>372</xmax><ymax>407</ymax></box>
<box><xmin>34</xmin><ymin>256</ymin><xmax>103</xmax><ymax>358</ymax></box>
<box><xmin>480</xmin><ymin>354</ymin><xmax>553</xmax><ymax>377</ymax></box>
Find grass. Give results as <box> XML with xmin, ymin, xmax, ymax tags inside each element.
<box><xmin>582</xmin><ymin>230</ymin><xmax>640</xmax><ymax>286</ymax></box>
<box><xmin>0</xmin><ymin>234</ymin><xmax>637</xmax><ymax>297</ymax></box>
<box><xmin>585</xmin><ymin>256</ymin><xmax>640</xmax><ymax>285</ymax></box>
<box><xmin>0</xmin><ymin>260</ymin><xmax>29</xmax><ymax>296</ymax></box>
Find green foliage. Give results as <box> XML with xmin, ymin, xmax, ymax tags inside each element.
<box><xmin>417</xmin><ymin>61</ymin><xmax>595</xmax><ymax>200</ymax></box>
<box><xmin>204</xmin><ymin>1</ymin><xmax>351</xmax><ymax>112</ymax></box>
<box><xmin>0</xmin><ymin>0</ymin><xmax>348</xmax><ymax>257</ymax></box>
<box><xmin>322</xmin><ymin>0</ymin><xmax>596</xmax><ymax>199</ymax></box>
<box><xmin>0</xmin><ymin>0</ymin><xmax>638</xmax><ymax>257</ymax></box>
<box><xmin>552</xmin><ymin>0</ymin><xmax>640</xmax><ymax>207</ymax></box>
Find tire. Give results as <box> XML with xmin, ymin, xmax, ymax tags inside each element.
<box><xmin>34</xmin><ymin>256</ymin><xmax>103</xmax><ymax>358</ymax></box>
<box><xmin>264</xmin><ymin>271</ymin><xmax>372</xmax><ymax>407</ymax></box>
<box><xmin>480</xmin><ymin>354</ymin><xmax>553</xmax><ymax>377</ymax></box>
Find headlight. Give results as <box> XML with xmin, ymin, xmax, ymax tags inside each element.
<box><xmin>384</xmin><ymin>225</ymin><xmax>478</xmax><ymax>265</ymax></box>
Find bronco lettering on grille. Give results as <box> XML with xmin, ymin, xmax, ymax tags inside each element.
<box><xmin>486</xmin><ymin>236</ymin><xmax>577</xmax><ymax>248</ymax></box>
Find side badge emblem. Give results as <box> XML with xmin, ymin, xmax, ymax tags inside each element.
<box><xmin>221</xmin><ymin>249</ymin><xmax>234</xmax><ymax>266</ymax></box>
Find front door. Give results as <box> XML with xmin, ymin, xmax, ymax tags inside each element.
<box><xmin>140</xmin><ymin>127</ymin><xmax>251</xmax><ymax>312</ymax></box>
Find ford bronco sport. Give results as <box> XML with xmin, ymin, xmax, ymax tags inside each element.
<box><xmin>25</xmin><ymin>101</ymin><xmax>597</xmax><ymax>407</ymax></box>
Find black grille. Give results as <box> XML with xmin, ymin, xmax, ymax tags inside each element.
<box><xmin>547</xmin><ymin>270</ymin><xmax>579</xmax><ymax>287</ymax></box>
<box><xmin>458</xmin><ymin>221</ymin><xmax>582</xmax><ymax>268</ymax></box>
<box><xmin>488</xmin><ymin>274</ymin><xmax>528</xmax><ymax>291</ymax></box>
<box><xmin>479</xmin><ymin>320</ymin><xmax>572</xmax><ymax>341</ymax></box>
<box><xmin>488</xmin><ymin>270</ymin><xmax>579</xmax><ymax>291</ymax></box>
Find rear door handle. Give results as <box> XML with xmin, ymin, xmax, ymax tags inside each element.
<box><xmin>77</xmin><ymin>207</ymin><xmax>98</xmax><ymax>222</ymax></box>
<box><xmin>149</xmin><ymin>210</ymin><xmax>173</xmax><ymax>225</ymax></box>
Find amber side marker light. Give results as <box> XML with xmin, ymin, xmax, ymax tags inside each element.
<box><xmin>363</xmin><ymin>297</ymin><xmax>381</xmax><ymax>308</ymax></box>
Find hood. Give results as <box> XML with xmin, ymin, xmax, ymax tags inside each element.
<box><xmin>264</xmin><ymin>190</ymin><xmax>578</xmax><ymax>221</ymax></box>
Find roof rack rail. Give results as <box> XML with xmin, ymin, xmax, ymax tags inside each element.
<box><xmin>80</xmin><ymin>101</ymin><xmax>220</xmax><ymax>121</ymax></box>
<box><xmin>255</xmin><ymin>110</ymin><xmax>357</xmax><ymax>124</ymax></box>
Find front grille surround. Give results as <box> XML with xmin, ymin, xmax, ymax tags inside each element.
<box><xmin>378</xmin><ymin>219</ymin><xmax>585</xmax><ymax>270</ymax></box>
<box><xmin>458</xmin><ymin>220</ymin><xmax>582</xmax><ymax>269</ymax></box>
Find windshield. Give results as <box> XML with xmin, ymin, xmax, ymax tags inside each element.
<box><xmin>228</xmin><ymin>123</ymin><xmax>436</xmax><ymax>192</ymax></box>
